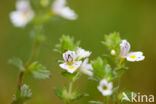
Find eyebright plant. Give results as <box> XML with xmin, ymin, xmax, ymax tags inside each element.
<box><xmin>54</xmin><ymin>35</ymin><xmax>92</xmax><ymax>104</ymax></box>
<box><xmin>9</xmin><ymin>0</ymin><xmax>146</xmax><ymax>104</ymax></box>
<box><xmin>88</xmin><ymin>32</ymin><xmax>145</xmax><ymax>104</ymax></box>
<box><xmin>9</xmin><ymin>0</ymin><xmax>78</xmax><ymax>104</ymax></box>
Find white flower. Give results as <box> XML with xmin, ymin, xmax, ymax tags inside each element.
<box><xmin>97</xmin><ymin>79</ymin><xmax>113</xmax><ymax>96</ymax></box>
<box><xmin>76</xmin><ymin>47</ymin><xmax>91</xmax><ymax>60</ymax></box>
<box><xmin>10</xmin><ymin>0</ymin><xmax>34</xmax><ymax>27</ymax></box>
<box><xmin>120</xmin><ymin>40</ymin><xmax>145</xmax><ymax>62</ymax></box>
<box><xmin>60</xmin><ymin>61</ymin><xmax>82</xmax><ymax>73</ymax></box>
<box><xmin>120</xmin><ymin>40</ymin><xmax>130</xmax><ymax>58</ymax></box>
<box><xmin>126</xmin><ymin>52</ymin><xmax>145</xmax><ymax>62</ymax></box>
<box><xmin>80</xmin><ymin>58</ymin><xmax>93</xmax><ymax>76</ymax></box>
<box><xmin>16</xmin><ymin>0</ymin><xmax>31</xmax><ymax>11</ymax></box>
<box><xmin>52</xmin><ymin>0</ymin><xmax>77</xmax><ymax>20</ymax></box>
<box><xmin>60</xmin><ymin>51</ymin><xmax>82</xmax><ymax>73</ymax></box>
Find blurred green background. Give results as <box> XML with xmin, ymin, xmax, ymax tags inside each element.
<box><xmin>0</xmin><ymin>0</ymin><xmax>156</xmax><ymax>104</ymax></box>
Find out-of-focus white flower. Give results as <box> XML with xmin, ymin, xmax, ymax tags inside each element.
<box><xmin>10</xmin><ymin>0</ymin><xmax>34</xmax><ymax>27</ymax></box>
<box><xmin>80</xmin><ymin>58</ymin><xmax>93</xmax><ymax>76</ymax></box>
<box><xmin>52</xmin><ymin>0</ymin><xmax>77</xmax><ymax>20</ymax></box>
<box><xmin>126</xmin><ymin>52</ymin><xmax>145</xmax><ymax>62</ymax></box>
<box><xmin>111</xmin><ymin>49</ymin><xmax>116</xmax><ymax>56</ymax></box>
<box><xmin>120</xmin><ymin>40</ymin><xmax>130</xmax><ymax>58</ymax></box>
<box><xmin>76</xmin><ymin>47</ymin><xmax>91</xmax><ymax>60</ymax></box>
<box><xmin>97</xmin><ymin>79</ymin><xmax>113</xmax><ymax>96</ymax></box>
<box><xmin>59</xmin><ymin>51</ymin><xmax>82</xmax><ymax>73</ymax></box>
<box><xmin>16</xmin><ymin>0</ymin><xmax>31</xmax><ymax>11</ymax></box>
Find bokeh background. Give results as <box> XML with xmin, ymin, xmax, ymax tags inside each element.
<box><xmin>0</xmin><ymin>0</ymin><xmax>156</xmax><ymax>104</ymax></box>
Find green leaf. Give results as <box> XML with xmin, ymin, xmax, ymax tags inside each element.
<box><xmin>111</xmin><ymin>86</ymin><xmax>119</xmax><ymax>101</ymax></box>
<box><xmin>9</xmin><ymin>58</ymin><xmax>24</xmax><ymax>71</ymax></box>
<box><xmin>114</xmin><ymin>67</ymin><xmax>128</xmax><ymax>78</ymax></box>
<box><xmin>54</xmin><ymin>86</ymin><xmax>86</xmax><ymax>103</ymax></box>
<box><xmin>12</xmin><ymin>84</ymin><xmax>32</xmax><ymax>104</ymax></box>
<box><xmin>102</xmin><ymin>32</ymin><xmax>121</xmax><ymax>54</ymax></box>
<box><xmin>54</xmin><ymin>87</ymin><xmax>63</xmax><ymax>99</ymax></box>
<box><xmin>71</xmin><ymin>93</ymin><xmax>88</xmax><ymax>102</ymax></box>
<box><xmin>55</xmin><ymin>35</ymin><xmax>80</xmax><ymax>54</ymax></box>
<box><xmin>91</xmin><ymin>57</ymin><xmax>112</xmax><ymax>80</ymax></box>
<box><xmin>27</xmin><ymin>61</ymin><xmax>50</xmax><ymax>79</ymax></box>
<box><xmin>61</xmin><ymin>71</ymin><xmax>81</xmax><ymax>82</ymax></box>
<box><xmin>88</xmin><ymin>101</ymin><xmax>104</xmax><ymax>104</ymax></box>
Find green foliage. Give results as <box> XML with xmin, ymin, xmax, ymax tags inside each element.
<box><xmin>91</xmin><ymin>57</ymin><xmax>112</xmax><ymax>80</ymax></box>
<box><xmin>88</xmin><ymin>101</ymin><xmax>104</xmax><ymax>104</ymax></box>
<box><xmin>54</xmin><ymin>87</ymin><xmax>63</xmax><ymax>99</ymax></box>
<box><xmin>12</xmin><ymin>84</ymin><xmax>32</xmax><ymax>104</ymax></box>
<box><xmin>54</xmin><ymin>87</ymin><xmax>87</xmax><ymax>103</ymax></box>
<box><xmin>55</xmin><ymin>35</ymin><xmax>80</xmax><ymax>54</ymax></box>
<box><xmin>27</xmin><ymin>61</ymin><xmax>50</xmax><ymax>79</ymax></box>
<box><xmin>102</xmin><ymin>32</ymin><xmax>121</xmax><ymax>54</ymax></box>
<box><xmin>9</xmin><ymin>58</ymin><xmax>25</xmax><ymax>71</ymax></box>
<box><xmin>61</xmin><ymin>71</ymin><xmax>81</xmax><ymax>82</ymax></box>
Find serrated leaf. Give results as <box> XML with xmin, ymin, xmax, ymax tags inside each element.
<box><xmin>88</xmin><ymin>101</ymin><xmax>104</xmax><ymax>104</ymax></box>
<box><xmin>61</xmin><ymin>71</ymin><xmax>81</xmax><ymax>82</ymax></box>
<box><xmin>71</xmin><ymin>93</ymin><xmax>88</xmax><ymax>102</ymax></box>
<box><xmin>27</xmin><ymin>61</ymin><xmax>50</xmax><ymax>79</ymax></box>
<box><xmin>9</xmin><ymin>58</ymin><xmax>24</xmax><ymax>71</ymax></box>
<box><xmin>102</xmin><ymin>32</ymin><xmax>121</xmax><ymax>54</ymax></box>
<box><xmin>12</xmin><ymin>84</ymin><xmax>32</xmax><ymax>104</ymax></box>
<box><xmin>55</xmin><ymin>35</ymin><xmax>80</xmax><ymax>54</ymax></box>
<box><xmin>91</xmin><ymin>57</ymin><xmax>112</xmax><ymax>80</ymax></box>
<box><xmin>54</xmin><ymin>87</ymin><xmax>63</xmax><ymax>99</ymax></box>
<box><xmin>114</xmin><ymin>67</ymin><xmax>128</xmax><ymax>78</ymax></box>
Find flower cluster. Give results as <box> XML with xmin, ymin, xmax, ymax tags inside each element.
<box><xmin>90</xmin><ymin>32</ymin><xmax>145</xmax><ymax>102</ymax></box>
<box><xmin>10</xmin><ymin>0</ymin><xmax>34</xmax><ymax>27</ymax></box>
<box><xmin>10</xmin><ymin>0</ymin><xmax>78</xmax><ymax>28</ymax></box>
<box><xmin>59</xmin><ymin>48</ymin><xmax>92</xmax><ymax>76</ymax></box>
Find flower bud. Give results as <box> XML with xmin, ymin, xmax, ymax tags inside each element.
<box><xmin>111</xmin><ymin>50</ymin><xmax>116</xmax><ymax>56</ymax></box>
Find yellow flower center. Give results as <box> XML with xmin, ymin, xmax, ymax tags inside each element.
<box><xmin>23</xmin><ymin>13</ymin><xmax>28</xmax><ymax>20</ymax></box>
<box><xmin>130</xmin><ymin>55</ymin><xmax>136</xmax><ymax>59</ymax></box>
<box><xmin>103</xmin><ymin>85</ymin><xmax>108</xmax><ymax>91</ymax></box>
<box><xmin>120</xmin><ymin>57</ymin><xmax>125</xmax><ymax>61</ymax></box>
<box><xmin>68</xmin><ymin>66</ymin><xmax>75</xmax><ymax>70</ymax></box>
<box><xmin>67</xmin><ymin>62</ymin><xmax>74</xmax><ymax>65</ymax></box>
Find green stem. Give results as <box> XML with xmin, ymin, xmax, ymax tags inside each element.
<box><xmin>12</xmin><ymin>25</ymin><xmax>42</xmax><ymax>104</ymax></box>
<box><xmin>25</xmin><ymin>39</ymin><xmax>40</xmax><ymax>69</ymax></box>
<box><xmin>104</xmin><ymin>96</ymin><xmax>109</xmax><ymax>104</ymax></box>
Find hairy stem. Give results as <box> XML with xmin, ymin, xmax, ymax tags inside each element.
<box><xmin>17</xmin><ymin>71</ymin><xmax>24</xmax><ymax>90</ymax></box>
<box><xmin>69</xmin><ymin>82</ymin><xmax>73</xmax><ymax>95</ymax></box>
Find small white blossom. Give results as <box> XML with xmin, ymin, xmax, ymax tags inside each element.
<box><xmin>10</xmin><ymin>0</ymin><xmax>34</xmax><ymax>27</ymax></box>
<box><xmin>60</xmin><ymin>61</ymin><xmax>82</xmax><ymax>73</ymax></box>
<box><xmin>126</xmin><ymin>52</ymin><xmax>145</xmax><ymax>62</ymax></box>
<box><xmin>120</xmin><ymin>40</ymin><xmax>145</xmax><ymax>62</ymax></box>
<box><xmin>60</xmin><ymin>51</ymin><xmax>82</xmax><ymax>73</ymax></box>
<box><xmin>97</xmin><ymin>79</ymin><xmax>113</xmax><ymax>96</ymax></box>
<box><xmin>76</xmin><ymin>47</ymin><xmax>91</xmax><ymax>60</ymax></box>
<box><xmin>80</xmin><ymin>58</ymin><xmax>93</xmax><ymax>76</ymax></box>
<box><xmin>111</xmin><ymin>50</ymin><xmax>116</xmax><ymax>56</ymax></box>
<box><xmin>120</xmin><ymin>40</ymin><xmax>130</xmax><ymax>58</ymax></box>
<box><xmin>52</xmin><ymin>0</ymin><xmax>77</xmax><ymax>20</ymax></box>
